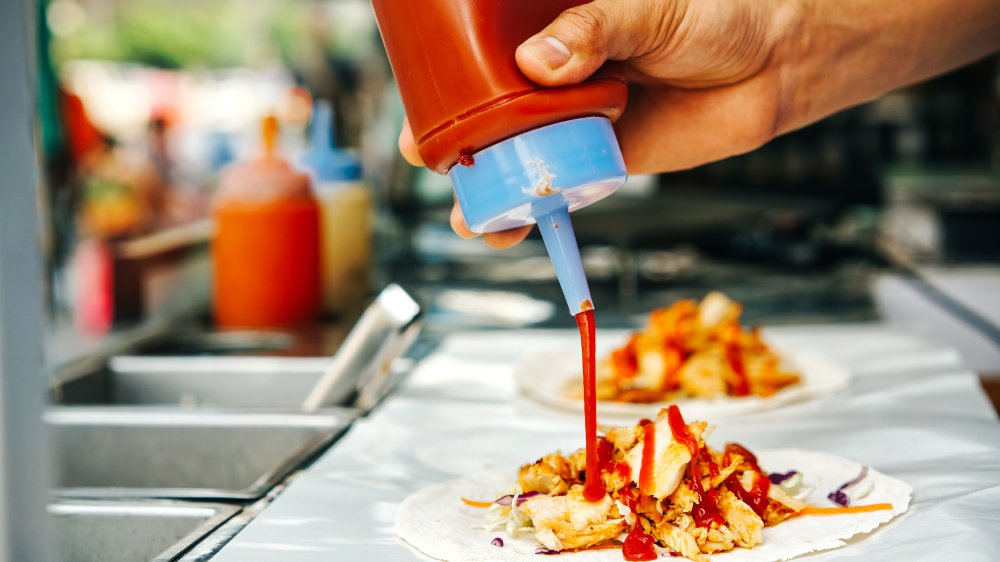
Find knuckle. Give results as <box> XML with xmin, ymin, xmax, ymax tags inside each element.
<box><xmin>558</xmin><ymin>3</ymin><xmax>609</xmax><ymax>50</ymax></box>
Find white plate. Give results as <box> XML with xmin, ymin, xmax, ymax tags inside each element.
<box><xmin>396</xmin><ymin>449</ymin><xmax>912</xmax><ymax>562</ymax></box>
<box><xmin>515</xmin><ymin>347</ymin><xmax>850</xmax><ymax>422</ymax></box>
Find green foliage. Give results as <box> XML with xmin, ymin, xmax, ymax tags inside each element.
<box><xmin>56</xmin><ymin>1</ymin><xmax>253</xmax><ymax>69</ymax></box>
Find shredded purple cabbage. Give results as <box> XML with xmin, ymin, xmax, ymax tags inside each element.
<box><xmin>828</xmin><ymin>490</ymin><xmax>851</xmax><ymax>507</ymax></box>
<box><xmin>495</xmin><ymin>491</ymin><xmax>543</xmax><ymax>507</ymax></box>
<box><xmin>827</xmin><ymin>466</ymin><xmax>869</xmax><ymax>506</ymax></box>
<box><xmin>491</xmin><ymin>537</ymin><xmax>504</xmax><ymax>547</ymax></box>
<box><xmin>535</xmin><ymin>547</ymin><xmax>560</xmax><ymax>555</ymax></box>
<box><xmin>768</xmin><ymin>470</ymin><xmax>798</xmax><ymax>485</ymax></box>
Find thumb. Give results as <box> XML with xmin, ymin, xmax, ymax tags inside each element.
<box><xmin>516</xmin><ymin>0</ymin><xmax>649</xmax><ymax>87</ymax></box>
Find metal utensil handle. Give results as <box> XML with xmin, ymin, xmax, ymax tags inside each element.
<box><xmin>301</xmin><ymin>284</ymin><xmax>421</xmax><ymax>411</ymax></box>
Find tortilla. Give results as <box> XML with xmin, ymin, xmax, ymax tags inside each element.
<box><xmin>515</xmin><ymin>348</ymin><xmax>849</xmax><ymax>422</ymax></box>
<box><xmin>395</xmin><ymin>449</ymin><xmax>911</xmax><ymax>562</ymax></box>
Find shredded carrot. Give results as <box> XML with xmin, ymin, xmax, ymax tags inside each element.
<box><xmin>798</xmin><ymin>503</ymin><xmax>893</xmax><ymax>515</ymax></box>
<box><xmin>460</xmin><ymin>498</ymin><xmax>494</xmax><ymax>508</ymax></box>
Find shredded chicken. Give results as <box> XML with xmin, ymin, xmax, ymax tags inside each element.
<box><xmin>492</xmin><ymin>406</ymin><xmax>813</xmax><ymax>559</ymax></box>
<box><xmin>519</xmin><ymin>486</ymin><xmax>625</xmax><ymax>550</ymax></box>
<box><xmin>582</xmin><ymin>292</ymin><xmax>802</xmax><ymax>403</ymax></box>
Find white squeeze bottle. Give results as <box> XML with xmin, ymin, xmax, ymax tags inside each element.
<box><xmin>300</xmin><ymin>101</ymin><xmax>373</xmax><ymax>315</ymax></box>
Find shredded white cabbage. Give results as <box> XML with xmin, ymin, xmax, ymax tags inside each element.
<box><xmin>475</xmin><ymin>486</ymin><xmax>534</xmax><ymax>537</ymax></box>
<box><xmin>844</xmin><ymin>477</ymin><xmax>873</xmax><ymax>504</ymax></box>
<box><xmin>776</xmin><ymin>471</ymin><xmax>817</xmax><ymax>501</ymax></box>
<box><xmin>615</xmin><ymin>499</ymin><xmax>636</xmax><ymax>526</ymax></box>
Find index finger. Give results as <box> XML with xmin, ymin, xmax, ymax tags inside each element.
<box><xmin>398</xmin><ymin>117</ymin><xmax>425</xmax><ymax>166</ymax></box>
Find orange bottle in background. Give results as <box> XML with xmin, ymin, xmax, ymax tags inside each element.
<box><xmin>212</xmin><ymin>116</ymin><xmax>320</xmax><ymax>328</ymax></box>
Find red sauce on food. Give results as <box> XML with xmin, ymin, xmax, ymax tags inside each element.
<box><xmin>622</xmin><ymin>523</ymin><xmax>657</xmax><ymax>561</ymax></box>
<box><xmin>725</xmin><ymin>473</ymin><xmax>771</xmax><ymax>516</ymax></box>
<box><xmin>595</xmin><ymin>437</ymin><xmax>632</xmax><ymax>484</ymax></box>
<box><xmin>614</xmin><ymin>461</ymin><xmax>632</xmax><ymax>482</ymax></box>
<box><xmin>666</xmin><ymin>405</ymin><xmax>725</xmax><ymax>528</ymax></box>
<box><xmin>725</xmin><ymin>343</ymin><xmax>750</xmax><ymax>396</ymax></box>
<box><xmin>619</xmin><ymin>487</ymin><xmax>637</xmax><ymax>513</ymax></box>
<box><xmin>596</xmin><ymin>437</ymin><xmax>614</xmax><ymax>467</ymax></box>
<box><xmin>698</xmin><ymin>447</ymin><xmax>720</xmax><ymax>480</ymax></box>
<box><xmin>666</xmin><ymin>406</ymin><xmax>697</xmax><ymax>459</ymax></box>
<box><xmin>660</xmin><ymin>346</ymin><xmax>683</xmax><ymax>391</ymax></box>
<box><xmin>578</xmin><ymin>309</ymin><xmax>605</xmax><ymax>502</ymax></box>
<box><xmin>722</xmin><ymin>442</ymin><xmax>771</xmax><ymax>516</ymax></box>
<box><xmin>724</xmin><ymin>443</ymin><xmax>762</xmax><ymax>474</ymax></box>
<box><xmin>611</xmin><ymin>334</ymin><xmax>641</xmax><ymax>379</ymax></box>
<box><xmin>639</xmin><ymin>422</ymin><xmax>656</xmax><ymax>494</ymax></box>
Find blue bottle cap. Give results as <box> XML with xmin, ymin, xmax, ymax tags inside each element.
<box><xmin>448</xmin><ymin>117</ymin><xmax>627</xmax><ymax>315</ymax></box>
<box><xmin>300</xmin><ymin>101</ymin><xmax>362</xmax><ymax>184</ymax></box>
<box><xmin>449</xmin><ymin>116</ymin><xmax>626</xmax><ymax>233</ymax></box>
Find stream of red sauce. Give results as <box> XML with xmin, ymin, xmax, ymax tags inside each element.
<box><xmin>577</xmin><ymin>309</ymin><xmax>605</xmax><ymax>502</ymax></box>
<box><xmin>577</xmin><ymin>306</ymin><xmax>655</xmax><ymax>562</ymax></box>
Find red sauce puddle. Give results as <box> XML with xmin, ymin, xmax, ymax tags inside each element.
<box><xmin>622</xmin><ymin>522</ymin><xmax>657</xmax><ymax>561</ymax></box>
<box><xmin>577</xmin><ymin>309</ymin><xmax>605</xmax><ymax>502</ymax></box>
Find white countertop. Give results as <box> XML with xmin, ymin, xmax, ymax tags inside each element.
<box><xmin>213</xmin><ymin>324</ymin><xmax>1000</xmax><ymax>561</ymax></box>
<box><xmin>874</xmin><ymin>267</ymin><xmax>1000</xmax><ymax>374</ymax></box>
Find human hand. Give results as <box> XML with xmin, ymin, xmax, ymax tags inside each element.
<box><xmin>398</xmin><ymin>119</ymin><xmax>535</xmax><ymax>250</ymax></box>
<box><xmin>400</xmin><ymin>0</ymin><xmax>793</xmax><ymax>248</ymax></box>
<box><xmin>401</xmin><ymin>0</ymin><xmax>1000</xmax><ymax>247</ymax></box>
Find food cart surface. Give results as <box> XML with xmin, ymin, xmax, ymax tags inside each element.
<box><xmin>213</xmin><ymin>324</ymin><xmax>1000</xmax><ymax>561</ymax></box>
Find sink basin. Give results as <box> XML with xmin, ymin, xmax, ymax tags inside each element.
<box><xmin>54</xmin><ymin>356</ymin><xmax>331</xmax><ymax>408</ymax></box>
<box><xmin>51</xmin><ymin>499</ymin><xmax>238</xmax><ymax>562</ymax></box>
<box><xmin>48</xmin><ymin>407</ymin><xmax>355</xmax><ymax>500</ymax></box>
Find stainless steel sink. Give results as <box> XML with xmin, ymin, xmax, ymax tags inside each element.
<box><xmin>50</xmin><ymin>499</ymin><xmax>238</xmax><ymax>562</ymax></box>
<box><xmin>52</xmin><ymin>285</ymin><xmax>423</xmax><ymax>411</ymax></box>
<box><xmin>55</xmin><ymin>356</ymin><xmax>330</xmax><ymax>408</ymax></box>
<box><xmin>48</xmin><ymin>407</ymin><xmax>355</xmax><ymax>500</ymax></box>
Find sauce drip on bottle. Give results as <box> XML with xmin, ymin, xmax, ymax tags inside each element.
<box><xmin>577</xmin><ymin>309</ymin><xmax>605</xmax><ymax>502</ymax></box>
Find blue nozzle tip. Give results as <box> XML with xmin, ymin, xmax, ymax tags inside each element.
<box><xmin>301</xmin><ymin>100</ymin><xmax>362</xmax><ymax>182</ymax></box>
<box><xmin>536</xmin><ymin>206</ymin><xmax>592</xmax><ymax>316</ymax></box>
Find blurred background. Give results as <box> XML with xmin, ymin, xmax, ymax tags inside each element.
<box><xmin>34</xmin><ymin>0</ymin><xmax>999</xmax><ymax>382</ymax></box>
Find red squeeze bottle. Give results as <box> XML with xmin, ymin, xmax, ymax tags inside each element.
<box><xmin>212</xmin><ymin>116</ymin><xmax>321</xmax><ymax>329</ymax></box>
<box><xmin>374</xmin><ymin>1</ymin><xmax>632</xmax><ymax>505</ymax></box>
<box><xmin>371</xmin><ymin>0</ymin><xmax>627</xmax><ymax>175</ymax></box>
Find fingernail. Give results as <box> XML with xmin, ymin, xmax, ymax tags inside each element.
<box><xmin>521</xmin><ymin>36</ymin><xmax>571</xmax><ymax>69</ymax></box>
